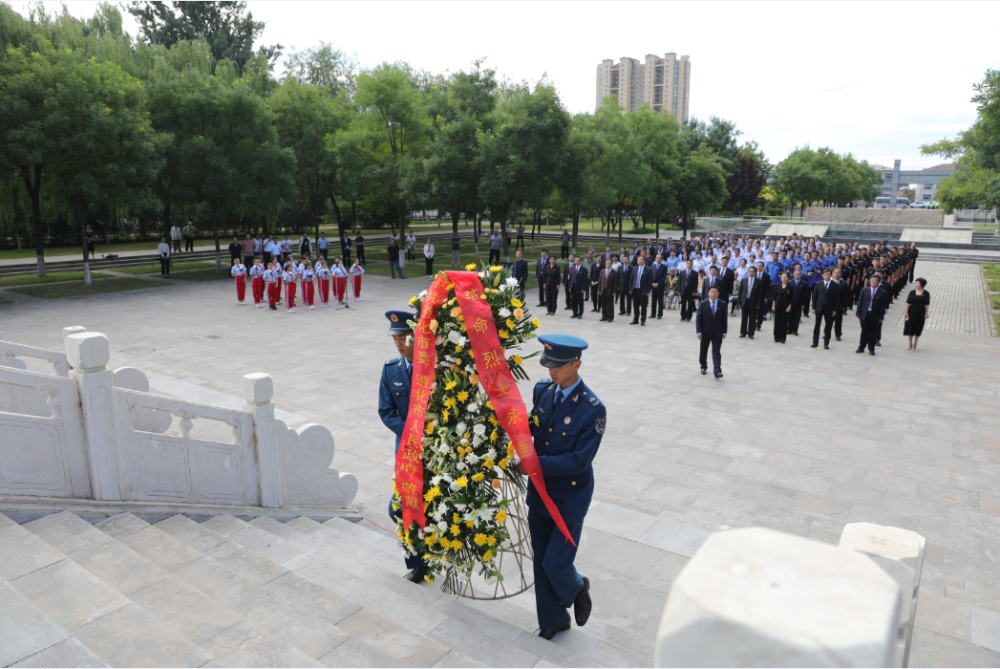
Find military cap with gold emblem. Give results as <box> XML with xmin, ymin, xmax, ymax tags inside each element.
<box><xmin>385</xmin><ymin>310</ymin><xmax>413</xmax><ymax>336</ymax></box>
<box><xmin>538</xmin><ymin>334</ymin><xmax>589</xmax><ymax>368</ymax></box>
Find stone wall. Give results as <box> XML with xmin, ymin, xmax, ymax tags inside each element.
<box><xmin>804</xmin><ymin>208</ymin><xmax>943</xmax><ymax>227</ymax></box>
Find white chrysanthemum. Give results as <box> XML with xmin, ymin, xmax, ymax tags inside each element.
<box><xmin>456</xmin><ymin>462</ymin><xmax>468</xmax><ymax>472</ymax></box>
<box><xmin>456</xmin><ymin>421</ymin><xmax>467</xmax><ymax>434</ymax></box>
<box><xmin>504</xmin><ymin>277</ymin><xmax>518</xmax><ymax>287</ymax></box>
<box><xmin>465</xmin><ymin>453</ymin><xmax>480</xmax><ymax>465</ymax></box>
<box><xmin>467</xmin><ymin>402</ymin><xmax>480</xmax><ymax>413</ymax></box>
<box><xmin>479</xmin><ymin>272</ymin><xmax>486</xmax><ymax>279</ymax></box>
<box><xmin>473</xmin><ymin>424</ymin><xmax>487</xmax><ymax>436</ymax></box>
<box><xmin>447</xmin><ymin>331</ymin><xmax>467</xmax><ymax>346</ymax></box>
<box><xmin>472</xmin><ymin>435</ymin><xmax>484</xmax><ymax>447</ymax></box>
<box><xmin>445</xmin><ymin>355</ymin><xmax>455</xmax><ymax>363</ymax></box>
<box><xmin>405</xmin><ymin>335</ymin><xmax>414</xmax><ymax>346</ymax></box>
<box><xmin>437</xmin><ymin>521</ymin><xmax>448</xmax><ymax>533</ymax></box>
<box><xmin>419</xmin><ymin>290</ymin><xmax>428</xmax><ymax>298</ymax></box>
<box><xmin>498</xmin><ymin>307</ymin><xmax>511</xmax><ymax>318</ymax></box>
<box><xmin>486</xmin><ymin>448</ymin><xmax>498</xmax><ymax>461</ymax></box>
<box><xmin>456</xmin><ymin>503</ymin><xmax>468</xmax><ymax>511</ymax></box>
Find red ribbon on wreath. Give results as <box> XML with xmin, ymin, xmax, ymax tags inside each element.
<box><xmin>394</xmin><ymin>271</ymin><xmax>575</xmax><ymax>546</ymax></box>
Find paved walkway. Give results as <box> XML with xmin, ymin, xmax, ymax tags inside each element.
<box><xmin>890</xmin><ymin>261</ymin><xmax>996</xmax><ymax>337</ymax></box>
<box><xmin>3</xmin><ymin>262</ymin><xmax>1000</xmax><ymax>665</ymax></box>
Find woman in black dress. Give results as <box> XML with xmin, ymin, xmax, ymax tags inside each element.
<box><xmin>771</xmin><ymin>272</ymin><xmax>793</xmax><ymax>343</ymax></box>
<box><xmin>543</xmin><ymin>256</ymin><xmax>561</xmax><ymax>316</ymax></box>
<box><xmin>904</xmin><ymin>277</ymin><xmax>930</xmax><ymax>350</ymax></box>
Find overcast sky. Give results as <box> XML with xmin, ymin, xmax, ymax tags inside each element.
<box><xmin>29</xmin><ymin>1</ymin><xmax>1000</xmax><ymax>169</ymax></box>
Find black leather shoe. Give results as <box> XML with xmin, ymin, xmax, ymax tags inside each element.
<box><xmin>824</xmin><ymin>345</ymin><xmax>830</xmax><ymax>350</ymax></box>
<box><xmin>714</xmin><ymin>370</ymin><xmax>723</xmax><ymax>379</ymax></box>
<box><xmin>869</xmin><ymin>350</ymin><xmax>876</xmax><ymax>356</ymax></box>
<box><xmin>701</xmin><ymin>367</ymin><xmax>707</xmax><ymax>375</ymax></box>
<box><xmin>836</xmin><ymin>337</ymin><xmax>842</xmax><ymax>341</ymax></box>
<box><xmin>630</xmin><ymin>320</ymin><xmax>639</xmax><ymax>325</ymax></box>
<box><xmin>403</xmin><ymin>566</ymin><xmax>429</xmax><ymax>583</ymax></box>
<box><xmin>574</xmin><ymin>577</ymin><xmax>592</xmax><ymax>627</ymax></box>
<box><xmin>856</xmin><ymin>348</ymin><xmax>864</xmax><ymax>354</ymax></box>
<box><xmin>538</xmin><ymin>614</ymin><xmax>571</xmax><ymax>640</ymax></box>
<box><xmin>811</xmin><ymin>343</ymin><xmax>818</xmax><ymax>348</ymax></box>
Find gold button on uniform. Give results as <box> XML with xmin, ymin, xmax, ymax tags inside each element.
<box><xmin>571</xmin><ymin>481</ymin><xmax>576</xmax><ymax>486</ymax></box>
<box><xmin>548</xmin><ymin>428</ymin><xmax>552</xmax><ymax>432</ymax></box>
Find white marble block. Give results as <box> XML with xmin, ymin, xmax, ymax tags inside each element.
<box><xmin>242</xmin><ymin>373</ymin><xmax>273</xmax><ymax>406</ymax></box>
<box><xmin>840</xmin><ymin>522</ymin><xmax>925</xmax><ymax>667</ymax></box>
<box><xmin>243</xmin><ymin>373</ymin><xmax>281</xmax><ymax>507</ymax></box>
<box><xmin>65</xmin><ymin>333</ymin><xmax>110</xmax><ymax>372</ymax></box>
<box><xmin>61</xmin><ymin>326</ymin><xmax>87</xmax><ymax>346</ymax></box>
<box><xmin>655</xmin><ymin>527</ymin><xmax>901</xmax><ymax>668</ymax></box>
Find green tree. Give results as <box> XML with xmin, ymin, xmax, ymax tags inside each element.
<box><xmin>922</xmin><ymin>69</ymin><xmax>1000</xmax><ymax>212</ymax></box>
<box><xmin>284</xmin><ymin>42</ymin><xmax>358</xmax><ymax>97</ymax></box>
<box><xmin>626</xmin><ymin>105</ymin><xmax>681</xmax><ymax>235</ymax></box>
<box><xmin>674</xmin><ymin>145</ymin><xmax>727</xmax><ymax>235</ymax></box>
<box><xmin>584</xmin><ymin>101</ymin><xmax>646</xmax><ymax>245</ymax></box>
<box><xmin>771</xmin><ymin>147</ymin><xmax>825</xmax><ymax>216</ymax></box>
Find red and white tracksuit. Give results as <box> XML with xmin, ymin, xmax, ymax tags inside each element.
<box><xmin>317</xmin><ymin>268</ymin><xmax>331</xmax><ymax>305</ymax></box>
<box><xmin>249</xmin><ymin>265</ymin><xmax>264</xmax><ymax>305</ymax></box>
<box><xmin>230</xmin><ymin>263</ymin><xmax>247</xmax><ymax>302</ymax></box>
<box><xmin>349</xmin><ymin>265</ymin><xmax>364</xmax><ymax>299</ymax></box>
<box><xmin>332</xmin><ymin>266</ymin><xmax>347</xmax><ymax>302</ymax></box>
<box><xmin>263</xmin><ymin>268</ymin><xmax>278</xmax><ymax>307</ymax></box>
<box><xmin>282</xmin><ymin>270</ymin><xmax>296</xmax><ymax>310</ymax></box>
<box><xmin>302</xmin><ymin>270</ymin><xmax>315</xmax><ymax>307</ymax></box>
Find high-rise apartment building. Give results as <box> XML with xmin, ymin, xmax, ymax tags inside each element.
<box><xmin>595</xmin><ymin>53</ymin><xmax>690</xmax><ymax>122</ymax></box>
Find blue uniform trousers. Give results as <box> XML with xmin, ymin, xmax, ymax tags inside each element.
<box><xmin>528</xmin><ymin>514</ymin><xmax>585</xmax><ymax>629</ymax></box>
<box><xmin>388</xmin><ymin>496</ymin><xmax>426</xmax><ymax>570</ymax></box>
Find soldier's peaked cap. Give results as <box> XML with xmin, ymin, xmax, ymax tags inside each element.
<box><xmin>538</xmin><ymin>334</ymin><xmax>588</xmax><ymax>369</ymax></box>
<box><xmin>385</xmin><ymin>310</ymin><xmax>413</xmax><ymax>335</ymax></box>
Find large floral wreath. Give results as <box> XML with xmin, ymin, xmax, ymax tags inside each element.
<box><xmin>393</xmin><ymin>263</ymin><xmax>542</xmax><ymax>588</ymax></box>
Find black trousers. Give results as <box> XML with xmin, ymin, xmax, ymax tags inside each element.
<box><xmin>159</xmin><ymin>257</ymin><xmax>170</xmax><ymax>275</ymax></box>
<box><xmin>563</xmin><ymin>283</ymin><xmax>572</xmax><ymax>309</ymax></box>
<box><xmin>184</xmin><ymin>238</ymin><xmax>194</xmax><ymax>252</ymax></box>
<box><xmin>173</xmin><ymin>240</ymin><xmax>181</xmax><ymax>253</ymax></box>
<box><xmin>740</xmin><ymin>303</ymin><xmax>758</xmax><ymax>337</ymax></box>
<box><xmin>681</xmin><ymin>294</ymin><xmax>697</xmax><ymax>321</ymax></box>
<box><xmin>773</xmin><ymin>308</ymin><xmax>789</xmax><ymax>342</ymax></box>
<box><xmin>561</xmin><ymin>245</ymin><xmax>569</xmax><ymax>259</ymax></box>
<box><xmin>859</xmin><ymin>315</ymin><xmax>879</xmax><ymax>352</ymax></box>
<box><xmin>619</xmin><ymin>288</ymin><xmax>631</xmax><ymax>315</ymax></box>
<box><xmin>756</xmin><ymin>299</ymin><xmax>769</xmax><ymax>329</ymax></box>
<box><xmin>601</xmin><ymin>292</ymin><xmax>615</xmax><ymax>321</ymax></box>
<box><xmin>699</xmin><ymin>334</ymin><xmax>723</xmax><ymax>372</ymax></box>
<box><xmin>537</xmin><ymin>279</ymin><xmax>546</xmax><ymax>306</ymax></box>
<box><xmin>651</xmin><ymin>288</ymin><xmax>664</xmax><ymax>318</ymax></box>
<box><xmin>356</xmin><ymin>247</ymin><xmax>365</xmax><ymax>265</ymax></box>
<box><xmin>571</xmin><ymin>288</ymin><xmax>586</xmax><ymax>317</ymax></box>
<box><xmin>425</xmin><ymin>257</ymin><xmax>434</xmax><ymax>275</ymax></box>
<box><xmin>263</xmin><ymin>251</ymin><xmax>272</xmax><ymax>266</ymax></box>
<box><xmin>545</xmin><ymin>285</ymin><xmax>559</xmax><ymax>314</ymax></box>
<box><xmin>343</xmin><ymin>249</ymin><xmax>352</xmax><ymax>266</ymax></box>
<box><xmin>813</xmin><ymin>308</ymin><xmax>834</xmax><ymax>345</ymax></box>
<box><xmin>590</xmin><ymin>283</ymin><xmax>599</xmax><ymax>311</ymax></box>
<box><xmin>833</xmin><ymin>311</ymin><xmax>844</xmax><ymax>338</ymax></box>
<box><xmin>243</xmin><ymin>255</ymin><xmax>254</xmax><ymax>268</ymax></box>
<box><xmin>788</xmin><ymin>304</ymin><xmax>802</xmax><ymax>334</ymax></box>
<box><xmin>518</xmin><ymin>281</ymin><xmax>526</xmax><ymax>302</ymax></box>
<box><xmin>515</xmin><ymin>236</ymin><xmax>525</xmax><ymax>250</ymax></box>
<box><xmin>489</xmin><ymin>249</ymin><xmax>500</xmax><ymax>264</ymax></box>
<box><xmin>631</xmin><ymin>290</ymin><xmax>648</xmax><ymax>323</ymax></box>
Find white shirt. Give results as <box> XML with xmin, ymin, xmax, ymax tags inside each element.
<box><xmin>249</xmin><ymin>265</ymin><xmax>264</xmax><ymax>278</ymax></box>
<box><xmin>230</xmin><ymin>264</ymin><xmax>246</xmax><ymax>277</ymax></box>
<box><xmin>349</xmin><ymin>264</ymin><xmax>365</xmax><ymax>276</ymax></box>
<box><xmin>424</xmin><ymin>244</ymin><xmax>435</xmax><ymax>258</ymax></box>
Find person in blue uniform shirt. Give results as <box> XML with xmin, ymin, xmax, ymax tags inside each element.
<box><xmin>377</xmin><ymin>309</ymin><xmax>428</xmax><ymax>583</ymax></box>
<box><xmin>521</xmin><ymin>334</ymin><xmax>605</xmax><ymax>640</ymax></box>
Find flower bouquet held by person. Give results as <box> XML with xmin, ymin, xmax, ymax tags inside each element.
<box><xmin>393</xmin><ymin>263</ymin><xmax>573</xmax><ymax>597</ymax></box>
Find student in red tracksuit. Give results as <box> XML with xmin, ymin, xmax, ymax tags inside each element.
<box><xmin>230</xmin><ymin>261</ymin><xmax>247</xmax><ymax>305</ymax></box>
<box><xmin>263</xmin><ymin>264</ymin><xmax>278</xmax><ymax>311</ymax></box>
<box><xmin>274</xmin><ymin>259</ymin><xmax>283</xmax><ymax>305</ymax></box>
<box><xmin>302</xmin><ymin>261</ymin><xmax>316</xmax><ymax>310</ymax></box>
<box><xmin>282</xmin><ymin>263</ymin><xmax>297</xmax><ymax>313</ymax></box>
<box><xmin>249</xmin><ymin>258</ymin><xmax>265</xmax><ymax>308</ymax></box>
<box><xmin>316</xmin><ymin>259</ymin><xmax>332</xmax><ymax>307</ymax></box>
<box><xmin>349</xmin><ymin>258</ymin><xmax>365</xmax><ymax>302</ymax></box>
<box><xmin>332</xmin><ymin>257</ymin><xmax>348</xmax><ymax>304</ymax></box>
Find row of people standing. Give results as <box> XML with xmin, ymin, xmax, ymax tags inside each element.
<box><xmin>229</xmin><ymin>255</ymin><xmax>364</xmax><ymax>312</ymax></box>
<box><xmin>226</xmin><ymin>232</ymin><xmax>367</xmax><ymax>269</ymax></box>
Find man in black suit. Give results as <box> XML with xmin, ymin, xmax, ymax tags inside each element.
<box><xmin>650</xmin><ymin>254</ymin><xmax>669</xmax><ymax>320</ymax></box>
<box><xmin>512</xmin><ymin>249</ymin><xmax>529</xmax><ymax>301</ymax></box>
<box><xmin>678</xmin><ymin>259</ymin><xmax>699</xmax><ymax>322</ymax></box>
<box><xmin>630</xmin><ymin>256</ymin><xmax>653</xmax><ymax>326</ymax></box>
<box><xmin>717</xmin><ymin>258</ymin><xmax>734</xmax><ymax>304</ymax></box>
<box><xmin>738</xmin><ymin>266</ymin><xmax>763</xmax><ymax>339</ymax></box>
<box><xmin>810</xmin><ymin>268</ymin><xmax>838</xmax><ymax>350</ymax></box>
<box><xmin>562</xmin><ymin>253</ymin><xmax>575</xmax><ymax>310</ymax></box>
<box><xmin>754</xmin><ymin>261</ymin><xmax>772</xmax><ymax>332</ymax></box>
<box><xmin>701</xmin><ymin>265</ymin><xmax>722</xmax><ymax>300</ymax></box>
<box><xmin>856</xmin><ymin>274</ymin><xmax>888</xmax><ymax>355</ymax></box>
<box><xmin>535</xmin><ymin>249</ymin><xmax>549</xmax><ymax>307</ymax></box>
<box><xmin>696</xmin><ymin>285</ymin><xmax>727</xmax><ymax>378</ymax></box>
<box><xmin>597</xmin><ymin>258</ymin><xmax>619</xmax><ymax>322</ymax></box>
<box><xmin>569</xmin><ymin>256</ymin><xmax>589</xmax><ymax>319</ymax></box>
<box><xmin>618</xmin><ymin>259</ymin><xmax>632</xmax><ymax>317</ymax></box>
<box><xmin>832</xmin><ymin>266</ymin><xmax>849</xmax><ymax>341</ymax></box>
<box><xmin>788</xmin><ymin>266</ymin><xmax>808</xmax><ymax>336</ymax></box>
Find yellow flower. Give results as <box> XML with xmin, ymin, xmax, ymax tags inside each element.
<box><xmin>443</xmin><ymin>397</ymin><xmax>457</xmax><ymax>408</ymax></box>
<box><xmin>453</xmin><ymin>513</ymin><xmax>461</xmax><ymax>523</ymax></box>
<box><xmin>469</xmin><ymin>374</ymin><xmax>480</xmax><ymax>386</ymax></box>
<box><xmin>396</xmin><ymin>532</ymin><xmax>405</xmax><ymax>543</ymax></box>
<box><xmin>498</xmin><ymin>458</ymin><xmax>509</xmax><ymax>470</ymax></box>
<box><xmin>483</xmin><ymin>549</ymin><xmax>493</xmax><ymax>562</ymax></box>
<box><xmin>457</xmin><ymin>391</ymin><xmax>469</xmax><ymax>402</ymax></box>
<box><xmin>496</xmin><ymin>509</ymin><xmax>508</xmax><ymax>523</ymax></box>
<box><xmin>487</xmin><ymin>401</ymin><xmax>493</xmax><ymax>409</ymax></box>
<box><xmin>463</xmin><ymin>432</ymin><xmax>470</xmax><ymax>439</ymax></box>
<box><xmin>423</xmin><ymin>553</ymin><xmax>433</xmax><ymax>561</ymax></box>
<box><xmin>506</xmin><ymin>318</ymin><xmax>516</xmax><ymax>330</ymax></box>
<box><xmin>487</xmin><ymin>535</ymin><xmax>497</xmax><ymax>546</ymax></box>
<box><xmin>455</xmin><ymin>345</ymin><xmax>463</xmax><ymax>354</ymax></box>
<box><xmin>426</xmin><ymin>533</ymin><xmax>439</xmax><ymax>545</ymax></box>
<box><xmin>532</xmin><ymin>415</ymin><xmax>539</xmax><ymax>426</ymax></box>
<box><xmin>455</xmin><ymin>358</ymin><xmax>463</xmax><ymax>365</ymax></box>
<box><xmin>511</xmin><ymin>298</ymin><xmax>523</xmax><ymax>308</ymax></box>
<box><xmin>490</xmin><ymin>265</ymin><xmax>503</xmax><ymax>272</ymax></box>
<box><xmin>513</xmin><ymin>308</ymin><xmax>524</xmax><ymax>320</ymax></box>
<box><xmin>441</xmin><ymin>409</ymin><xmax>449</xmax><ymax>423</ymax></box>
<box><xmin>408</xmin><ymin>296</ymin><xmax>418</xmax><ymax>305</ymax></box>
<box><xmin>483</xmin><ymin>458</ymin><xmax>494</xmax><ymax>469</ymax></box>
<box><xmin>465</xmin><ymin>263</ymin><xmax>477</xmax><ymax>271</ymax></box>
<box><xmin>429</xmin><ymin>319</ymin><xmax>439</xmax><ymax>332</ymax></box>
<box><xmin>490</xmin><ymin>430</ymin><xmax>498</xmax><ymax>443</ymax></box>
<box><xmin>465</xmin><ymin>519</ymin><xmax>474</xmax><ymax>528</ymax></box>
<box><xmin>531</xmin><ymin>317</ymin><xmax>541</xmax><ymax>328</ymax></box>
<box><xmin>450</xmin><ymin>524</ymin><xmax>461</xmax><ymax>536</ymax></box>
<box><xmin>472</xmin><ymin>472</ymin><xmax>485</xmax><ymax>482</ymax></box>
<box><xmin>425</xmin><ymin>422</ymin><xmax>435</xmax><ymax>435</ymax></box>
<box><xmin>451</xmin><ymin>306</ymin><xmax>462</xmax><ymax>317</ymax></box>
<box><xmin>456</xmin><ymin>476</ymin><xmax>468</xmax><ymax>488</ymax></box>
<box><xmin>488</xmin><ymin>414</ymin><xmax>499</xmax><ymax>426</ymax></box>
<box><xmin>425</xmin><ymin>574</ymin><xmax>435</xmax><ymax>584</ymax></box>
<box><xmin>445</xmin><ymin>381</ymin><xmax>457</xmax><ymax>390</ymax></box>
<box><xmin>512</xmin><ymin>355</ymin><xmax>523</xmax><ymax>365</ymax></box>
<box><xmin>498</xmin><ymin>329</ymin><xmax>509</xmax><ymax>339</ymax></box>
<box><xmin>474</xmin><ymin>533</ymin><xmax>487</xmax><ymax>546</ymax></box>
<box><xmin>424</xmin><ymin>486</ymin><xmax>441</xmax><ymax>502</ymax></box>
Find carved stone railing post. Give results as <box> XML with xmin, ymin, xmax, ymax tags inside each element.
<box><xmin>655</xmin><ymin>527</ymin><xmax>901</xmax><ymax>668</ymax></box>
<box><xmin>243</xmin><ymin>373</ymin><xmax>281</xmax><ymax>508</ymax></box>
<box><xmin>66</xmin><ymin>332</ymin><xmax>122</xmax><ymax>501</ymax></box>
<box><xmin>840</xmin><ymin>523</ymin><xmax>926</xmax><ymax>667</ymax></box>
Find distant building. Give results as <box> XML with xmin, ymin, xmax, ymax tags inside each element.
<box><xmin>595</xmin><ymin>53</ymin><xmax>690</xmax><ymax>122</ymax></box>
<box><xmin>871</xmin><ymin>160</ymin><xmax>956</xmax><ymax>206</ymax></box>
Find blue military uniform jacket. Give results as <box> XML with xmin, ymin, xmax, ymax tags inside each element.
<box><xmin>378</xmin><ymin>356</ymin><xmax>411</xmax><ymax>452</ymax></box>
<box><xmin>525</xmin><ymin>379</ymin><xmax>606</xmax><ymax>523</ymax></box>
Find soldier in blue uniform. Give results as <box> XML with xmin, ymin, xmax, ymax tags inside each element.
<box><xmin>522</xmin><ymin>334</ymin><xmax>606</xmax><ymax>640</ymax></box>
<box><xmin>377</xmin><ymin>309</ymin><xmax>429</xmax><ymax>583</ymax></box>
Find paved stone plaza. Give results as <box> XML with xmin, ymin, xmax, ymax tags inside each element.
<box><xmin>3</xmin><ymin>259</ymin><xmax>1000</xmax><ymax>666</ymax></box>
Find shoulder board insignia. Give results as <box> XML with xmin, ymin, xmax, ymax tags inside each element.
<box><xmin>589</xmin><ymin>396</ymin><xmax>601</xmax><ymax>406</ymax></box>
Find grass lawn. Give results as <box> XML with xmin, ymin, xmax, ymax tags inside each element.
<box><xmin>0</xmin><ymin>271</ymin><xmax>113</xmax><ymax>288</ymax></box>
<box><xmin>991</xmin><ymin>295</ymin><xmax>1000</xmax><ymax>311</ymax></box>
<box><xmin>0</xmin><ymin>294</ymin><xmax>13</xmax><ymax>304</ymax></box>
<box><xmin>989</xmin><ymin>280</ymin><xmax>1000</xmax><ymax>293</ymax></box>
<box><xmin>169</xmin><ymin>269</ymin><xmax>232</xmax><ymax>282</ymax></box>
<box><xmin>983</xmin><ymin>264</ymin><xmax>1000</xmax><ymax>280</ymax></box>
<box><xmin>114</xmin><ymin>262</ymin><xmax>216</xmax><ymax>274</ymax></box>
<box><xmin>8</xmin><ymin>278</ymin><xmax>168</xmax><ymax>299</ymax></box>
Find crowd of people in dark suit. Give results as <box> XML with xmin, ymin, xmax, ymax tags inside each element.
<box><xmin>525</xmin><ymin>233</ymin><xmax>924</xmax><ymax>375</ymax></box>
